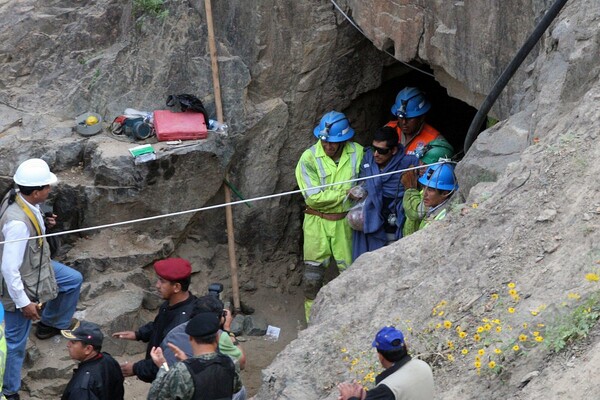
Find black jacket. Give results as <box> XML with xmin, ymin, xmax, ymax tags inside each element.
<box><xmin>133</xmin><ymin>293</ymin><xmax>197</xmax><ymax>382</ymax></box>
<box><xmin>62</xmin><ymin>352</ymin><xmax>124</xmax><ymax>400</ymax></box>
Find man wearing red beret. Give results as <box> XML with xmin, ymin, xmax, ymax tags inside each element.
<box><xmin>112</xmin><ymin>258</ymin><xmax>197</xmax><ymax>383</ymax></box>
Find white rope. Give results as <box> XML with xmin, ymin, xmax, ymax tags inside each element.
<box><xmin>329</xmin><ymin>0</ymin><xmax>435</xmax><ymax>78</ymax></box>
<box><xmin>0</xmin><ymin>160</ymin><xmax>456</xmax><ymax>245</ymax></box>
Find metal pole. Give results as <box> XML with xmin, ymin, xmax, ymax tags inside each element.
<box><xmin>204</xmin><ymin>0</ymin><xmax>241</xmax><ymax>313</ymax></box>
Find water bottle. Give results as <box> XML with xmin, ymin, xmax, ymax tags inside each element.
<box><xmin>208</xmin><ymin>119</ymin><xmax>229</xmax><ymax>134</ymax></box>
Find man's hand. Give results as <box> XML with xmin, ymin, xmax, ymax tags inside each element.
<box><xmin>223</xmin><ymin>309</ymin><xmax>233</xmax><ymax>331</ymax></box>
<box><xmin>44</xmin><ymin>213</ymin><xmax>57</xmax><ymax>230</ymax></box>
<box><xmin>150</xmin><ymin>346</ymin><xmax>166</xmax><ymax>368</ymax></box>
<box><xmin>338</xmin><ymin>382</ymin><xmax>365</xmax><ymax>400</ymax></box>
<box><xmin>347</xmin><ymin>185</ymin><xmax>367</xmax><ymax>201</ymax></box>
<box><xmin>167</xmin><ymin>342</ymin><xmax>188</xmax><ymax>361</ymax></box>
<box><xmin>120</xmin><ymin>361</ymin><xmax>135</xmax><ymax>377</ymax></box>
<box><xmin>112</xmin><ymin>331</ymin><xmax>136</xmax><ymax>340</ymax></box>
<box><xmin>21</xmin><ymin>302</ymin><xmax>40</xmax><ymax>320</ymax></box>
<box><xmin>401</xmin><ymin>166</ymin><xmax>418</xmax><ymax>190</ymax></box>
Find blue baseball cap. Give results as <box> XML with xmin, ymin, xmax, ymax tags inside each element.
<box><xmin>372</xmin><ymin>326</ymin><xmax>405</xmax><ymax>351</ymax></box>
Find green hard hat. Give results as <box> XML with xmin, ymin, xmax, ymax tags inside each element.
<box><xmin>419</xmin><ymin>139</ymin><xmax>454</xmax><ymax>164</ymax></box>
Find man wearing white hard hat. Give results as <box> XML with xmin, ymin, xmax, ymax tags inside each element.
<box><xmin>0</xmin><ymin>158</ymin><xmax>83</xmax><ymax>400</ymax></box>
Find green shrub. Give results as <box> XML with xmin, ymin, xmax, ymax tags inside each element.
<box><xmin>133</xmin><ymin>0</ymin><xmax>169</xmax><ymax>19</ymax></box>
<box><xmin>545</xmin><ymin>293</ymin><xmax>600</xmax><ymax>352</ymax></box>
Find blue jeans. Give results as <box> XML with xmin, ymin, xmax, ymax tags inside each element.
<box><xmin>3</xmin><ymin>261</ymin><xmax>82</xmax><ymax>395</ymax></box>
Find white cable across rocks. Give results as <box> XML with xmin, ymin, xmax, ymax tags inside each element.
<box><xmin>0</xmin><ymin>161</ymin><xmax>455</xmax><ymax>245</ymax></box>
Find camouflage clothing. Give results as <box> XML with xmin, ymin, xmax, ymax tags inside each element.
<box><xmin>147</xmin><ymin>352</ymin><xmax>241</xmax><ymax>400</ymax></box>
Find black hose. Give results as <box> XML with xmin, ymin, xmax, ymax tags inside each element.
<box><xmin>463</xmin><ymin>0</ymin><xmax>570</xmax><ymax>154</ymax></box>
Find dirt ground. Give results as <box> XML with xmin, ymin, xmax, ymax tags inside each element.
<box><xmin>116</xmin><ymin>286</ymin><xmax>306</xmax><ymax>399</ymax></box>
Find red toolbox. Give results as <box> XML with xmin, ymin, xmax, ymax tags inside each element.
<box><xmin>153</xmin><ymin>110</ymin><xmax>208</xmax><ymax>141</ymax></box>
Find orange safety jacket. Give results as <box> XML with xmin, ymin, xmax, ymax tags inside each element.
<box><xmin>385</xmin><ymin>121</ymin><xmax>442</xmax><ymax>155</ymax></box>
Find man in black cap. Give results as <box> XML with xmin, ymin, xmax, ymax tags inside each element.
<box><xmin>338</xmin><ymin>326</ymin><xmax>433</xmax><ymax>400</ymax></box>
<box><xmin>147</xmin><ymin>312</ymin><xmax>241</xmax><ymax>400</ymax></box>
<box><xmin>61</xmin><ymin>320</ymin><xmax>124</xmax><ymax>400</ymax></box>
<box><xmin>112</xmin><ymin>258</ymin><xmax>197</xmax><ymax>382</ymax></box>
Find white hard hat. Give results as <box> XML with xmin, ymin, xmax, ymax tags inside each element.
<box><xmin>13</xmin><ymin>158</ymin><xmax>58</xmax><ymax>187</ymax></box>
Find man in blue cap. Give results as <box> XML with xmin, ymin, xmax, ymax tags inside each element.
<box><xmin>338</xmin><ymin>326</ymin><xmax>433</xmax><ymax>399</ymax></box>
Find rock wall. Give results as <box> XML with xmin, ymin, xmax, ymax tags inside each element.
<box><xmin>255</xmin><ymin>0</ymin><xmax>600</xmax><ymax>399</ymax></box>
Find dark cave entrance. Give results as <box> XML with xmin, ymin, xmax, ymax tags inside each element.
<box><xmin>348</xmin><ymin>62</ymin><xmax>486</xmax><ymax>159</ymax></box>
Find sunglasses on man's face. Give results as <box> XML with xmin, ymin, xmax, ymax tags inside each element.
<box><xmin>372</xmin><ymin>145</ymin><xmax>391</xmax><ymax>155</ymax></box>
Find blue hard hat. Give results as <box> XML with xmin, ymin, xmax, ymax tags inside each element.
<box><xmin>391</xmin><ymin>87</ymin><xmax>431</xmax><ymax>119</ymax></box>
<box><xmin>313</xmin><ymin>111</ymin><xmax>355</xmax><ymax>143</ymax></box>
<box><xmin>418</xmin><ymin>163</ymin><xmax>458</xmax><ymax>191</ymax></box>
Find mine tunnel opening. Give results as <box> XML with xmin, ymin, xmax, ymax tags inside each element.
<box><xmin>348</xmin><ymin>61</ymin><xmax>486</xmax><ymax>159</ymax></box>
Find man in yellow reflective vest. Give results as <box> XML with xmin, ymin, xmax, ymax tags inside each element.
<box><xmin>295</xmin><ymin>111</ymin><xmax>363</xmax><ymax>322</ymax></box>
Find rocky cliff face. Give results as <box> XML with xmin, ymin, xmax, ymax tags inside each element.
<box><xmin>1</xmin><ymin>0</ymin><xmax>598</xmax><ymax>398</ymax></box>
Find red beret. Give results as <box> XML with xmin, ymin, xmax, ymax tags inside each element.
<box><xmin>154</xmin><ymin>258</ymin><xmax>192</xmax><ymax>281</ymax></box>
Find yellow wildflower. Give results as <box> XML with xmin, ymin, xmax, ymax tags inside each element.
<box><xmin>474</xmin><ymin>361</ymin><xmax>481</xmax><ymax>368</ymax></box>
<box><xmin>438</xmin><ymin>300</ymin><xmax>447</xmax><ymax>307</ymax></box>
<box><xmin>519</xmin><ymin>334</ymin><xmax>528</xmax><ymax>342</ymax></box>
<box><xmin>461</xmin><ymin>348</ymin><xmax>469</xmax><ymax>355</ymax></box>
<box><xmin>444</xmin><ymin>320</ymin><xmax>452</xmax><ymax>329</ymax></box>
<box><xmin>472</xmin><ymin>203</ymin><xmax>478</xmax><ymax>209</ymax></box>
<box><xmin>482</xmin><ymin>318</ymin><xmax>489</xmax><ymax>323</ymax></box>
<box><xmin>513</xmin><ymin>344</ymin><xmax>520</xmax><ymax>351</ymax></box>
<box><xmin>476</xmin><ymin>326</ymin><xmax>484</xmax><ymax>333</ymax></box>
<box><xmin>455</xmin><ymin>326</ymin><xmax>462</xmax><ymax>333</ymax></box>
<box><xmin>507</xmin><ymin>282</ymin><xmax>516</xmax><ymax>289</ymax></box>
<box><xmin>537</xmin><ymin>323</ymin><xmax>545</xmax><ymax>328</ymax></box>
<box><xmin>491</xmin><ymin>293</ymin><xmax>499</xmax><ymax>300</ymax></box>
<box><xmin>484</xmin><ymin>324</ymin><xmax>492</xmax><ymax>331</ymax></box>
<box><xmin>508</xmin><ymin>289</ymin><xmax>517</xmax><ymax>296</ymax></box>
<box><xmin>493</xmin><ymin>319</ymin><xmax>501</xmax><ymax>324</ymax></box>
<box><xmin>567</xmin><ymin>293</ymin><xmax>581</xmax><ymax>300</ymax></box>
<box><xmin>531</xmin><ymin>310</ymin><xmax>538</xmax><ymax>316</ymax></box>
<box><xmin>522</xmin><ymin>323</ymin><xmax>528</xmax><ymax>329</ymax></box>
<box><xmin>341</xmin><ymin>348</ymin><xmax>348</xmax><ymax>353</ymax></box>
<box><xmin>459</xmin><ymin>331</ymin><xmax>467</xmax><ymax>339</ymax></box>
<box><xmin>535</xmin><ymin>336</ymin><xmax>544</xmax><ymax>342</ymax></box>
<box><xmin>435</xmin><ymin>323</ymin><xmax>442</xmax><ymax>329</ymax></box>
<box><xmin>351</xmin><ymin>358</ymin><xmax>359</xmax><ymax>366</ymax></box>
<box><xmin>508</xmin><ymin>307</ymin><xmax>515</xmax><ymax>314</ymax></box>
<box><xmin>494</xmin><ymin>348</ymin><xmax>502</xmax><ymax>354</ymax></box>
<box><xmin>488</xmin><ymin>361</ymin><xmax>496</xmax><ymax>369</ymax></box>
<box><xmin>447</xmin><ymin>340</ymin><xmax>454</xmax><ymax>349</ymax></box>
<box><xmin>438</xmin><ymin>311</ymin><xmax>445</xmax><ymax>317</ymax></box>
<box><xmin>343</xmin><ymin>356</ymin><xmax>349</xmax><ymax>362</ymax></box>
<box><xmin>473</xmin><ymin>334</ymin><xmax>481</xmax><ymax>342</ymax></box>
<box><xmin>478</xmin><ymin>348</ymin><xmax>485</xmax><ymax>356</ymax></box>
<box><xmin>496</xmin><ymin>326</ymin><xmax>502</xmax><ymax>333</ymax></box>
<box><xmin>475</xmin><ymin>356</ymin><xmax>480</xmax><ymax>362</ymax></box>
<box><xmin>585</xmin><ymin>273</ymin><xmax>599</xmax><ymax>282</ymax></box>
<box><xmin>447</xmin><ymin>354</ymin><xmax>455</xmax><ymax>362</ymax></box>
<box><xmin>533</xmin><ymin>331</ymin><xmax>540</xmax><ymax>337</ymax></box>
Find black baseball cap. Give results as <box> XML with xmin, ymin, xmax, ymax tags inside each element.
<box><xmin>185</xmin><ymin>312</ymin><xmax>221</xmax><ymax>337</ymax></box>
<box><xmin>61</xmin><ymin>320</ymin><xmax>104</xmax><ymax>347</ymax></box>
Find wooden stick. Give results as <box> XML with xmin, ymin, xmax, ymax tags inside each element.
<box><xmin>204</xmin><ymin>0</ymin><xmax>241</xmax><ymax>312</ymax></box>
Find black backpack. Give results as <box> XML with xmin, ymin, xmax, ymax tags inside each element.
<box><xmin>166</xmin><ymin>94</ymin><xmax>210</xmax><ymax>124</ymax></box>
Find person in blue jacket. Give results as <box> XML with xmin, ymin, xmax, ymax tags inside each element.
<box><xmin>351</xmin><ymin>127</ymin><xmax>418</xmax><ymax>261</ymax></box>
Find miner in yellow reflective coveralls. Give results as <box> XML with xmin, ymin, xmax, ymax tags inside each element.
<box><xmin>295</xmin><ymin>111</ymin><xmax>364</xmax><ymax>322</ymax></box>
